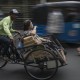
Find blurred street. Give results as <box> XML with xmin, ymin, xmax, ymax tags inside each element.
<box><xmin>0</xmin><ymin>46</ymin><xmax>80</xmax><ymax>80</ymax></box>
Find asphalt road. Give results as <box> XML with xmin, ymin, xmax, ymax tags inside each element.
<box><xmin>0</xmin><ymin>47</ymin><xmax>80</xmax><ymax>80</ymax></box>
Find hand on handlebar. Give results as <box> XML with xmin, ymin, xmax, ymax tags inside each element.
<box><xmin>15</xmin><ymin>30</ymin><xmax>20</xmax><ymax>34</ymax></box>
<box><xmin>15</xmin><ymin>30</ymin><xmax>22</xmax><ymax>37</ymax></box>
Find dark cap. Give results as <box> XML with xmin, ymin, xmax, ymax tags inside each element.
<box><xmin>10</xmin><ymin>9</ymin><xmax>19</xmax><ymax>14</ymax></box>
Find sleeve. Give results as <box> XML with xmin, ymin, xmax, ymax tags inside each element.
<box><xmin>10</xmin><ymin>21</ymin><xmax>16</xmax><ymax>32</ymax></box>
<box><xmin>3</xmin><ymin>21</ymin><xmax>13</xmax><ymax>39</ymax></box>
<box><xmin>10</xmin><ymin>26</ymin><xmax>16</xmax><ymax>32</ymax></box>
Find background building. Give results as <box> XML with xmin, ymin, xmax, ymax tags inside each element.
<box><xmin>0</xmin><ymin>0</ymin><xmax>75</xmax><ymax>29</ymax></box>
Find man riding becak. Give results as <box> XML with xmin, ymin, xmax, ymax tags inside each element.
<box><xmin>0</xmin><ymin>9</ymin><xmax>20</xmax><ymax>59</ymax></box>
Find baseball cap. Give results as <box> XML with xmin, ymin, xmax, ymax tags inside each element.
<box><xmin>10</xmin><ymin>9</ymin><xmax>19</xmax><ymax>14</ymax></box>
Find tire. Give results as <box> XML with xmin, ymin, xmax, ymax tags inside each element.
<box><xmin>0</xmin><ymin>55</ymin><xmax>8</xmax><ymax>68</ymax></box>
<box><xmin>24</xmin><ymin>49</ymin><xmax>58</xmax><ymax>80</ymax></box>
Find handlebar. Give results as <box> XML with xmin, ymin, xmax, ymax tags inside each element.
<box><xmin>13</xmin><ymin>32</ymin><xmax>22</xmax><ymax>38</ymax></box>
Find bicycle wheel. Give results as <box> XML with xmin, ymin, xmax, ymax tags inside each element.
<box><xmin>0</xmin><ymin>46</ymin><xmax>8</xmax><ymax>68</ymax></box>
<box><xmin>0</xmin><ymin>54</ymin><xmax>8</xmax><ymax>68</ymax></box>
<box><xmin>24</xmin><ymin>49</ymin><xmax>58</xmax><ymax>80</ymax></box>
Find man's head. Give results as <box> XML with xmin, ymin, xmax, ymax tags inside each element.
<box><xmin>9</xmin><ymin>9</ymin><xmax>19</xmax><ymax>20</ymax></box>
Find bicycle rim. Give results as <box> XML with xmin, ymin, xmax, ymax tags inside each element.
<box><xmin>0</xmin><ymin>55</ymin><xmax>7</xmax><ymax>68</ymax></box>
<box><xmin>24</xmin><ymin>49</ymin><xmax>58</xmax><ymax>80</ymax></box>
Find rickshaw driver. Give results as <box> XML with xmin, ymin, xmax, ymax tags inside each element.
<box><xmin>0</xmin><ymin>9</ymin><xmax>20</xmax><ymax>59</ymax></box>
